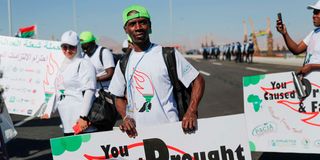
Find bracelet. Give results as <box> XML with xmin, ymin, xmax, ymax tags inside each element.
<box><xmin>123</xmin><ymin>115</ymin><xmax>129</xmax><ymax>121</ymax></box>
<box><xmin>80</xmin><ymin>116</ymin><xmax>90</xmax><ymax>122</ymax></box>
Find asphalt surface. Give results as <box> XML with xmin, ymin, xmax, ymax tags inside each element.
<box><xmin>5</xmin><ymin>57</ymin><xmax>320</xmax><ymax>160</ymax></box>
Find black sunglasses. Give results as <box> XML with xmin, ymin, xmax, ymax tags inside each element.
<box><xmin>314</xmin><ymin>9</ymin><xmax>320</xmax><ymax>15</ymax></box>
<box><xmin>61</xmin><ymin>44</ymin><xmax>77</xmax><ymax>51</ymax></box>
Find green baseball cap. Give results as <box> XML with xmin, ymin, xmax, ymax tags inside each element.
<box><xmin>122</xmin><ymin>5</ymin><xmax>151</xmax><ymax>26</ymax></box>
<box><xmin>79</xmin><ymin>31</ymin><xmax>96</xmax><ymax>44</ymax></box>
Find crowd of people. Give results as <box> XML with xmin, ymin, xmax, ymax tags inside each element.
<box><xmin>41</xmin><ymin>4</ymin><xmax>205</xmax><ymax>137</ymax></box>
<box><xmin>202</xmin><ymin>39</ymin><xmax>255</xmax><ymax>63</ymax></box>
<box><xmin>41</xmin><ymin>0</ymin><xmax>320</xmax><ymax>138</ymax></box>
<box><xmin>2</xmin><ymin>1</ymin><xmax>320</xmax><ymax>159</ymax></box>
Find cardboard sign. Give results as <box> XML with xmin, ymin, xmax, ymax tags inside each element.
<box><xmin>50</xmin><ymin>114</ymin><xmax>251</xmax><ymax>160</ymax></box>
<box><xmin>243</xmin><ymin>71</ymin><xmax>320</xmax><ymax>153</ymax></box>
<box><xmin>0</xmin><ymin>36</ymin><xmax>63</xmax><ymax>116</ymax></box>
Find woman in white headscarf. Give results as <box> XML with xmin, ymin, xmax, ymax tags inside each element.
<box><xmin>43</xmin><ymin>31</ymin><xmax>97</xmax><ymax>136</ymax></box>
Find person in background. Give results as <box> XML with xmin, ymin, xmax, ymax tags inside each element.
<box><xmin>109</xmin><ymin>4</ymin><xmax>205</xmax><ymax>138</ymax></box>
<box><xmin>79</xmin><ymin>31</ymin><xmax>116</xmax><ymax>132</ymax></box>
<box><xmin>246</xmin><ymin>39</ymin><xmax>254</xmax><ymax>63</ymax></box>
<box><xmin>276</xmin><ymin>0</ymin><xmax>320</xmax><ymax>75</ymax></box>
<box><xmin>42</xmin><ymin>31</ymin><xmax>97</xmax><ymax>136</ymax></box>
<box><xmin>122</xmin><ymin>39</ymin><xmax>133</xmax><ymax>54</ymax></box>
<box><xmin>80</xmin><ymin>31</ymin><xmax>115</xmax><ymax>92</ymax></box>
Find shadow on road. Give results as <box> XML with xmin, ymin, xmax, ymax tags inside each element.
<box><xmin>13</xmin><ymin>116</ymin><xmax>61</xmax><ymax>127</ymax></box>
<box><xmin>7</xmin><ymin>138</ymin><xmax>52</xmax><ymax>160</ymax></box>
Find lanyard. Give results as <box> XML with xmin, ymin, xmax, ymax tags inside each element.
<box><xmin>126</xmin><ymin>44</ymin><xmax>153</xmax><ymax>109</ymax></box>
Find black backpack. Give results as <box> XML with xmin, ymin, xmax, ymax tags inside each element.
<box><xmin>119</xmin><ymin>47</ymin><xmax>191</xmax><ymax>121</ymax></box>
<box><xmin>99</xmin><ymin>47</ymin><xmax>124</xmax><ymax>66</ymax></box>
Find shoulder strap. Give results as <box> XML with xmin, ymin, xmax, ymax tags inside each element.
<box><xmin>162</xmin><ymin>47</ymin><xmax>187</xmax><ymax>120</ymax></box>
<box><xmin>119</xmin><ymin>48</ymin><xmax>132</xmax><ymax>80</ymax></box>
<box><xmin>77</xmin><ymin>60</ymin><xmax>81</xmax><ymax>73</ymax></box>
<box><xmin>162</xmin><ymin>47</ymin><xmax>181</xmax><ymax>91</ymax></box>
<box><xmin>99</xmin><ymin>47</ymin><xmax>106</xmax><ymax>66</ymax></box>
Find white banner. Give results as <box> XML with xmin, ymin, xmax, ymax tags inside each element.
<box><xmin>0</xmin><ymin>36</ymin><xmax>63</xmax><ymax>116</ymax></box>
<box><xmin>243</xmin><ymin>71</ymin><xmax>320</xmax><ymax>153</ymax></box>
<box><xmin>50</xmin><ymin>114</ymin><xmax>252</xmax><ymax>160</ymax></box>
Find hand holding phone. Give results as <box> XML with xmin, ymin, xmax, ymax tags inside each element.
<box><xmin>277</xmin><ymin>12</ymin><xmax>283</xmax><ymax>25</ymax></box>
<box><xmin>276</xmin><ymin>12</ymin><xmax>286</xmax><ymax>34</ymax></box>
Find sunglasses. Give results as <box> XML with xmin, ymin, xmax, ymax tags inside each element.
<box><xmin>61</xmin><ymin>44</ymin><xmax>77</xmax><ymax>51</ymax></box>
<box><xmin>314</xmin><ymin>9</ymin><xmax>320</xmax><ymax>15</ymax></box>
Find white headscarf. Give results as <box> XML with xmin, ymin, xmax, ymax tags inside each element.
<box><xmin>60</xmin><ymin>30</ymin><xmax>82</xmax><ymax>71</ymax></box>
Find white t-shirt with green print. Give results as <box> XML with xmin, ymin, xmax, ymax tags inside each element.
<box><xmin>303</xmin><ymin>29</ymin><xmax>320</xmax><ymax>64</ymax></box>
<box><xmin>109</xmin><ymin>44</ymin><xmax>199</xmax><ymax>128</ymax></box>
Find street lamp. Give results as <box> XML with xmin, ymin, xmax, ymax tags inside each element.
<box><xmin>169</xmin><ymin>0</ymin><xmax>173</xmax><ymax>46</ymax></box>
<box><xmin>8</xmin><ymin>0</ymin><xmax>12</xmax><ymax>36</ymax></box>
<box><xmin>72</xmin><ymin>0</ymin><xmax>77</xmax><ymax>32</ymax></box>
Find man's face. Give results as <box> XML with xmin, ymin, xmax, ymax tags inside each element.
<box><xmin>81</xmin><ymin>41</ymin><xmax>95</xmax><ymax>54</ymax></box>
<box><xmin>124</xmin><ymin>17</ymin><xmax>151</xmax><ymax>44</ymax></box>
<box><xmin>313</xmin><ymin>9</ymin><xmax>320</xmax><ymax>27</ymax></box>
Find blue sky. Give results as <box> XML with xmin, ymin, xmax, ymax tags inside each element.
<box><xmin>0</xmin><ymin>0</ymin><xmax>317</xmax><ymax>50</ymax></box>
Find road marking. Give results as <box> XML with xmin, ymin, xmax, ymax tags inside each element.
<box><xmin>14</xmin><ymin>116</ymin><xmax>36</xmax><ymax>127</ymax></box>
<box><xmin>199</xmin><ymin>70</ymin><xmax>211</xmax><ymax>76</ymax></box>
<box><xmin>246</xmin><ymin>67</ymin><xmax>268</xmax><ymax>73</ymax></box>
<box><xmin>212</xmin><ymin>62</ymin><xmax>222</xmax><ymax>65</ymax></box>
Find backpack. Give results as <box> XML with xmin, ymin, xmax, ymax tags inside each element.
<box><xmin>119</xmin><ymin>47</ymin><xmax>191</xmax><ymax>121</ymax></box>
<box><xmin>99</xmin><ymin>47</ymin><xmax>124</xmax><ymax>66</ymax></box>
<box><xmin>76</xmin><ymin>61</ymin><xmax>118</xmax><ymax>131</ymax></box>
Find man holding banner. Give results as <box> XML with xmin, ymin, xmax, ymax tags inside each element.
<box><xmin>276</xmin><ymin>0</ymin><xmax>320</xmax><ymax>75</ymax></box>
<box><xmin>109</xmin><ymin>5</ymin><xmax>205</xmax><ymax>138</ymax></box>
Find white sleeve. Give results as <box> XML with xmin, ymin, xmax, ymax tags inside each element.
<box><xmin>102</xmin><ymin>49</ymin><xmax>115</xmax><ymax>69</ymax></box>
<box><xmin>80</xmin><ymin>89</ymin><xmax>95</xmax><ymax>116</ymax></box>
<box><xmin>78</xmin><ymin>60</ymin><xmax>97</xmax><ymax>90</ymax></box>
<box><xmin>109</xmin><ymin>61</ymin><xmax>126</xmax><ymax>97</ymax></box>
<box><xmin>303</xmin><ymin>31</ymin><xmax>313</xmax><ymax>46</ymax></box>
<box><xmin>77</xmin><ymin>60</ymin><xmax>97</xmax><ymax>116</ymax></box>
<box><xmin>175</xmin><ymin>49</ymin><xmax>199</xmax><ymax>88</ymax></box>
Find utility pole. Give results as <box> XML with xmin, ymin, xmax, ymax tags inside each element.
<box><xmin>8</xmin><ymin>0</ymin><xmax>12</xmax><ymax>36</ymax></box>
<box><xmin>72</xmin><ymin>0</ymin><xmax>77</xmax><ymax>32</ymax></box>
<box><xmin>169</xmin><ymin>0</ymin><xmax>173</xmax><ymax>46</ymax></box>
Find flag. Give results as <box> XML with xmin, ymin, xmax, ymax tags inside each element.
<box><xmin>17</xmin><ymin>25</ymin><xmax>36</xmax><ymax>38</ymax></box>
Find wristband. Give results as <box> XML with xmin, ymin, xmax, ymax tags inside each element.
<box><xmin>123</xmin><ymin>115</ymin><xmax>129</xmax><ymax>121</ymax></box>
<box><xmin>80</xmin><ymin>116</ymin><xmax>90</xmax><ymax>122</ymax></box>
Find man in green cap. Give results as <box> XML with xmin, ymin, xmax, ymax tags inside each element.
<box><xmin>109</xmin><ymin>4</ymin><xmax>205</xmax><ymax>138</ymax></box>
<box><xmin>80</xmin><ymin>31</ymin><xmax>115</xmax><ymax>89</ymax></box>
<box><xmin>80</xmin><ymin>31</ymin><xmax>115</xmax><ymax>131</ymax></box>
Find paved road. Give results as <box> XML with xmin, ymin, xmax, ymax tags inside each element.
<box><xmin>6</xmin><ymin>57</ymin><xmax>316</xmax><ymax>160</ymax></box>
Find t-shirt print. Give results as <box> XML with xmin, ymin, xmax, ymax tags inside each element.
<box><xmin>132</xmin><ymin>69</ymin><xmax>155</xmax><ymax>112</ymax></box>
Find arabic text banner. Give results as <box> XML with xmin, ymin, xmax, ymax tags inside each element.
<box><xmin>243</xmin><ymin>71</ymin><xmax>320</xmax><ymax>153</ymax></box>
<box><xmin>0</xmin><ymin>36</ymin><xmax>63</xmax><ymax>116</ymax></box>
<box><xmin>50</xmin><ymin>114</ymin><xmax>252</xmax><ymax>160</ymax></box>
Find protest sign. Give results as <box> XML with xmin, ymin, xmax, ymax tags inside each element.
<box><xmin>243</xmin><ymin>71</ymin><xmax>320</xmax><ymax>153</ymax></box>
<box><xmin>50</xmin><ymin>114</ymin><xmax>251</xmax><ymax>160</ymax></box>
<box><xmin>0</xmin><ymin>36</ymin><xmax>63</xmax><ymax>116</ymax></box>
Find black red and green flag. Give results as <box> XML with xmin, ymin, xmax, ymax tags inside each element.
<box><xmin>18</xmin><ymin>25</ymin><xmax>36</xmax><ymax>38</ymax></box>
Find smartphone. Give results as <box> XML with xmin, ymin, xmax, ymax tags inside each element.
<box><xmin>277</xmin><ymin>12</ymin><xmax>283</xmax><ymax>25</ymax></box>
